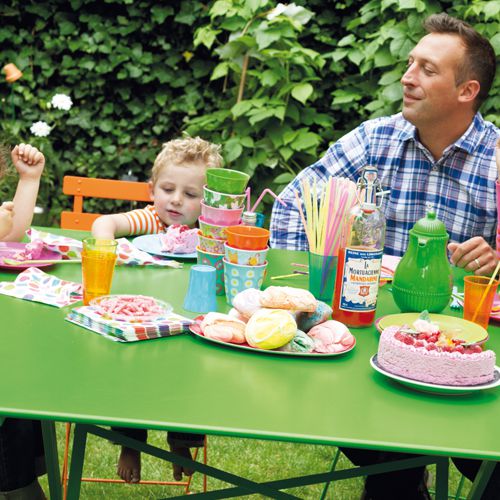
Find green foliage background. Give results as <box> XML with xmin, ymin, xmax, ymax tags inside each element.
<box><xmin>0</xmin><ymin>0</ymin><xmax>499</xmax><ymax>223</ymax></box>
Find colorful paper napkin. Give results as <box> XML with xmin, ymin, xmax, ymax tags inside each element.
<box><xmin>28</xmin><ymin>228</ymin><xmax>181</xmax><ymax>268</ymax></box>
<box><xmin>380</xmin><ymin>254</ymin><xmax>401</xmax><ymax>281</ymax></box>
<box><xmin>66</xmin><ymin>305</ymin><xmax>193</xmax><ymax>342</ymax></box>
<box><xmin>0</xmin><ymin>267</ymin><xmax>83</xmax><ymax>307</ymax></box>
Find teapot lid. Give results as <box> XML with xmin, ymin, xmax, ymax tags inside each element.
<box><xmin>411</xmin><ymin>210</ymin><xmax>449</xmax><ymax>237</ymax></box>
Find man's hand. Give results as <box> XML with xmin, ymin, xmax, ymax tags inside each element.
<box><xmin>11</xmin><ymin>143</ymin><xmax>45</xmax><ymax>181</ymax></box>
<box><xmin>448</xmin><ymin>236</ymin><xmax>497</xmax><ymax>275</ymax></box>
<box><xmin>0</xmin><ymin>201</ymin><xmax>14</xmax><ymax>240</ymax></box>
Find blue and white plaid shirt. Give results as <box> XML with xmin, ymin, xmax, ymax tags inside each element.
<box><xmin>270</xmin><ymin>112</ymin><xmax>500</xmax><ymax>256</ymax></box>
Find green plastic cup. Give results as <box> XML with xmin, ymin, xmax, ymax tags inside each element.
<box><xmin>308</xmin><ymin>252</ymin><xmax>337</xmax><ymax>303</ymax></box>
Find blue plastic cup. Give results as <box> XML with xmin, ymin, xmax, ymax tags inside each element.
<box><xmin>183</xmin><ymin>265</ymin><xmax>217</xmax><ymax>313</ymax></box>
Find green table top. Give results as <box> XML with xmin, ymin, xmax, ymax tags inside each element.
<box><xmin>0</xmin><ymin>228</ymin><xmax>499</xmax><ymax>461</ymax></box>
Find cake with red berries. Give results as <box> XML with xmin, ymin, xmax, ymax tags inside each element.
<box><xmin>160</xmin><ymin>225</ymin><xmax>198</xmax><ymax>254</ymax></box>
<box><xmin>377</xmin><ymin>322</ymin><xmax>496</xmax><ymax>386</ymax></box>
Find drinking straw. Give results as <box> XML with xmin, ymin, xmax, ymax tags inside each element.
<box><xmin>471</xmin><ymin>259</ymin><xmax>500</xmax><ymax>323</ymax></box>
<box><xmin>245</xmin><ymin>187</ymin><xmax>251</xmax><ymax>211</ymax></box>
<box><xmin>291</xmin><ymin>262</ymin><xmax>308</xmax><ymax>268</ymax></box>
<box><xmin>250</xmin><ymin>188</ymin><xmax>287</xmax><ymax>213</ymax></box>
<box><xmin>271</xmin><ymin>273</ymin><xmax>306</xmax><ymax>280</ymax></box>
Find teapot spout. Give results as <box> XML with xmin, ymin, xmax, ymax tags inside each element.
<box><xmin>416</xmin><ymin>238</ymin><xmax>428</xmax><ymax>268</ymax></box>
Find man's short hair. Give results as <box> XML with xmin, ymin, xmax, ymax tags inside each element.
<box><xmin>423</xmin><ymin>13</ymin><xmax>496</xmax><ymax>111</ymax></box>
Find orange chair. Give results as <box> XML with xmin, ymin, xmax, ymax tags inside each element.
<box><xmin>60</xmin><ymin>175</ymin><xmax>152</xmax><ymax>230</ymax></box>
<box><xmin>61</xmin><ymin>423</ymin><xmax>208</xmax><ymax>499</ymax></box>
<box><xmin>60</xmin><ymin>175</ymin><xmax>208</xmax><ymax>496</ymax></box>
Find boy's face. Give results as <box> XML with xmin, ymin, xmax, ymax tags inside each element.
<box><xmin>149</xmin><ymin>162</ymin><xmax>205</xmax><ymax>227</ymax></box>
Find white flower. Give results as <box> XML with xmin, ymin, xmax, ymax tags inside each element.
<box><xmin>267</xmin><ymin>3</ymin><xmax>312</xmax><ymax>24</ymax></box>
<box><xmin>30</xmin><ymin>121</ymin><xmax>51</xmax><ymax>137</ymax></box>
<box><xmin>50</xmin><ymin>93</ymin><xmax>73</xmax><ymax>111</ymax></box>
<box><xmin>267</xmin><ymin>3</ymin><xmax>287</xmax><ymax>20</ymax></box>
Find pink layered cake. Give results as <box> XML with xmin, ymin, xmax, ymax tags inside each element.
<box><xmin>160</xmin><ymin>225</ymin><xmax>198</xmax><ymax>254</ymax></box>
<box><xmin>377</xmin><ymin>325</ymin><xmax>496</xmax><ymax>386</ymax></box>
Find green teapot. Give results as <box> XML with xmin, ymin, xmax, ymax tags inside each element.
<box><xmin>392</xmin><ymin>210</ymin><xmax>453</xmax><ymax>312</ymax></box>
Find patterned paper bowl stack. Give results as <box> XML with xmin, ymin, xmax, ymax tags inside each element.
<box><xmin>223</xmin><ymin>225</ymin><xmax>270</xmax><ymax>305</ymax></box>
<box><xmin>197</xmin><ymin>170</ymin><xmax>249</xmax><ymax>296</ymax></box>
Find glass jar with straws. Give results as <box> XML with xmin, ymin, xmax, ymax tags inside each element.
<box><xmin>331</xmin><ymin>167</ymin><xmax>386</xmax><ymax>327</ymax></box>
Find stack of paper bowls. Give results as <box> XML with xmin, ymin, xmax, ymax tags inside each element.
<box><xmin>197</xmin><ymin>168</ymin><xmax>250</xmax><ymax>295</ymax></box>
<box><xmin>223</xmin><ymin>225</ymin><xmax>270</xmax><ymax>305</ymax></box>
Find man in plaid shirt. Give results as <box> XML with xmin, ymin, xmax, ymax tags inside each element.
<box><xmin>271</xmin><ymin>13</ymin><xmax>499</xmax><ymax>500</ymax></box>
<box><xmin>270</xmin><ymin>16</ymin><xmax>499</xmax><ymax>278</ymax></box>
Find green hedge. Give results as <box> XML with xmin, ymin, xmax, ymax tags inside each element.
<box><xmin>0</xmin><ymin>0</ymin><xmax>498</xmax><ymax>223</ymax></box>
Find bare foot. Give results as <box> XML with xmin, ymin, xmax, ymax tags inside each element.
<box><xmin>170</xmin><ymin>444</ymin><xmax>194</xmax><ymax>481</ymax></box>
<box><xmin>117</xmin><ymin>446</ymin><xmax>141</xmax><ymax>483</ymax></box>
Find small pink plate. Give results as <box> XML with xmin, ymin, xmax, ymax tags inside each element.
<box><xmin>189</xmin><ymin>315</ymin><xmax>356</xmax><ymax>358</ymax></box>
<box><xmin>0</xmin><ymin>242</ymin><xmax>62</xmax><ymax>271</ymax></box>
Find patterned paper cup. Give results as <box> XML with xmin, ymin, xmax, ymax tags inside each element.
<box><xmin>197</xmin><ymin>246</ymin><xmax>225</xmax><ymax>295</ymax></box>
<box><xmin>203</xmin><ymin>185</ymin><xmax>247</xmax><ymax>209</ymax></box>
<box><xmin>198</xmin><ymin>217</ymin><xmax>231</xmax><ymax>240</ymax></box>
<box><xmin>198</xmin><ymin>231</ymin><xmax>225</xmax><ymax>255</ymax></box>
<box><xmin>223</xmin><ymin>259</ymin><xmax>268</xmax><ymax>305</ymax></box>
<box><xmin>224</xmin><ymin>242</ymin><xmax>269</xmax><ymax>266</ymax></box>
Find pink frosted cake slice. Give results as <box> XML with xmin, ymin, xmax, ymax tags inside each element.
<box><xmin>160</xmin><ymin>225</ymin><xmax>198</xmax><ymax>254</ymax></box>
<box><xmin>377</xmin><ymin>325</ymin><xmax>496</xmax><ymax>386</ymax></box>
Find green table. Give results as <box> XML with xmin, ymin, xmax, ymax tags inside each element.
<box><xmin>0</xmin><ymin>228</ymin><xmax>498</xmax><ymax>499</ymax></box>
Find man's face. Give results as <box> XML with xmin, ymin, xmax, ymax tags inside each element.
<box><xmin>401</xmin><ymin>33</ymin><xmax>467</xmax><ymax>127</ymax></box>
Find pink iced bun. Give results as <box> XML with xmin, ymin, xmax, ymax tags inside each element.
<box><xmin>201</xmin><ymin>312</ymin><xmax>246</xmax><ymax>344</ymax></box>
<box><xmin>232</xmin><ymin>288</ymin><xmax>263</xmax><ymax>319</ymax></box>
<box><xmin>308</xmin><ymin>320</ymin><xmax>355</xmax><ymax>353</ymax></box>
<box><xmin>260</xmin><ymin>286</ymin><xmax>316</xmax><ymax>312</ymax></box>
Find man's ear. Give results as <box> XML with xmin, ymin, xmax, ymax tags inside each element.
<box><xmin>458</xmin><ymin>79</ymin><xmax>480</xmax><ymax>104</ymax></box>
<box><xmin>148</xmin><ymin>181</ymin><xmax>154</xmax><ymax>201</ymax></box>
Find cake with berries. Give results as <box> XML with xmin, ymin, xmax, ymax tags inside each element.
<box><xmin>160</xmin><ymin>225</ymin><xmax>198</xmax><ymax>254</ymax></box>
<box><xmin>377</xmin><ymin>322</ymin><xmax>496</xmax><ymax>386</ymax></box>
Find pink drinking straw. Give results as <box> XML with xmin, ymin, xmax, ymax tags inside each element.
<box><xmin>251</xmin><ymin>188</ymin><xmax>287</xmax><ymax>212</ymax></box>
<box><xmin>246</xmin><ymin>187</ymin><xmax>251</xmax><ymax>211</ymax></box>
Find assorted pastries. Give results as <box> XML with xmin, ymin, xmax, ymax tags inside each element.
<box><xmin>196</xmin><ymin>286</ymin><xmax>355</xmax><ymax>354</ymax></box>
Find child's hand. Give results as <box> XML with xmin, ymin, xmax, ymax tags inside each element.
<box><xmin>11</xmin><ymin>144</ymin><xmax>45</xmax><ymax>180</ymax></box>
<box><xmin>0</xmin><ymin>201</ymin><xmax>14</xmax><ymax>240</ymax></box>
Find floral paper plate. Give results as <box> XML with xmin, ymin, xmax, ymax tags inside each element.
<box><xmin>189</xmin><ymin>315</ymin><xmax>356</xmax><ymax>358</ymax></box>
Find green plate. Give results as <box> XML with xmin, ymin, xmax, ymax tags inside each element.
<box><xmin>375</xmin><ymin>313</ymin><xmax>488</xmax><ymax>344</ymax></box>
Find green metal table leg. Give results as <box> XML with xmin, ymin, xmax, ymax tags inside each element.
<box><xmin>320</xmin><ymin>448</ymin><xmax>341</xmax><ymax>500</ymax></box>
<box><xmin>435</xmin><ymin>456</ymin><xmax>449</xmax><ymax>500</ymax></box>
<box><xmin>467</xmin><ymin>460</ymin><xmax>496</xmax><ymax>500</ymax></box>
<box><xmin>66</xmin><ymin>424</ymin><xmax>88</xmax><ymax>500</ymax></box>
<box><xmin>40</xmin><ymin>421</ymin><xmax>62</xmax><ymax>500</ymax></box>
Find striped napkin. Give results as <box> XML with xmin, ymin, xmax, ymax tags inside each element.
<box><xmin>66</xmin><ymin>306</ymin><xmax>193</xmax><ymax>342</ymax></box>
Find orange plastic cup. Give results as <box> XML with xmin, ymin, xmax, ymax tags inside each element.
<box><xmin>463</xmin><ymin>275</ymin><xmax>499</xmax><ymax>330</ymax></box>
<box><xmin>225</xmin><ymin>225</ymin><xmax>269</xmax><ymax>250</ymax></box>
<box><xmin>81</xmin><ymin>238</ymin><xmax>118</xmax><ymax>305</ymax></box>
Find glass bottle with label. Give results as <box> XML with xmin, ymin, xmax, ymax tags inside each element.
<box><xmin>331</xmin><ymin>167</ymin><xmax>386</xmax><ymax>327</ymax></box>
<box><xmin>241</xmin><ymin>211</ymin><xmax>257</xmax><ymax>226</ymax></box>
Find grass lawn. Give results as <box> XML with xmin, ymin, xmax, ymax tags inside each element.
<box><xmin>37</xmin><ymin>423</ymin><xmax>472</xmax><ymax>499</ymax></box>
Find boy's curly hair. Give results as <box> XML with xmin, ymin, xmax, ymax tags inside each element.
<box><xmin>151</xmin><ymin>136</ymin><xmax>223</xmax><ymax>184</ymax></box>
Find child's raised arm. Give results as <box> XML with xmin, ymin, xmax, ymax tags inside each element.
<box><xmin>2</xmin><ymin>144</ymin><xmax>45</xmax><ymax>242</ymax></box>
<box><xmin>0</xmin><ymin>202</ymin><xmax>14</xmax><ymax>240</ymax></box>
<box><xmin>91</xmin><ymin>213</ymin><xmax>131</xmax><ymax>239</ymax></box>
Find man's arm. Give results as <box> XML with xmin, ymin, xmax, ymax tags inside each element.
<box><xmin>448</xmin><ymin>238</ymin><xmax>497</xmax><ymax>276</ymax></box>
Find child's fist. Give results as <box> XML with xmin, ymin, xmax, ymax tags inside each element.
<box><xmin>11</xmin><ymin>144</ymin><xmax>45</xmax><ymax>180</ymax></box>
